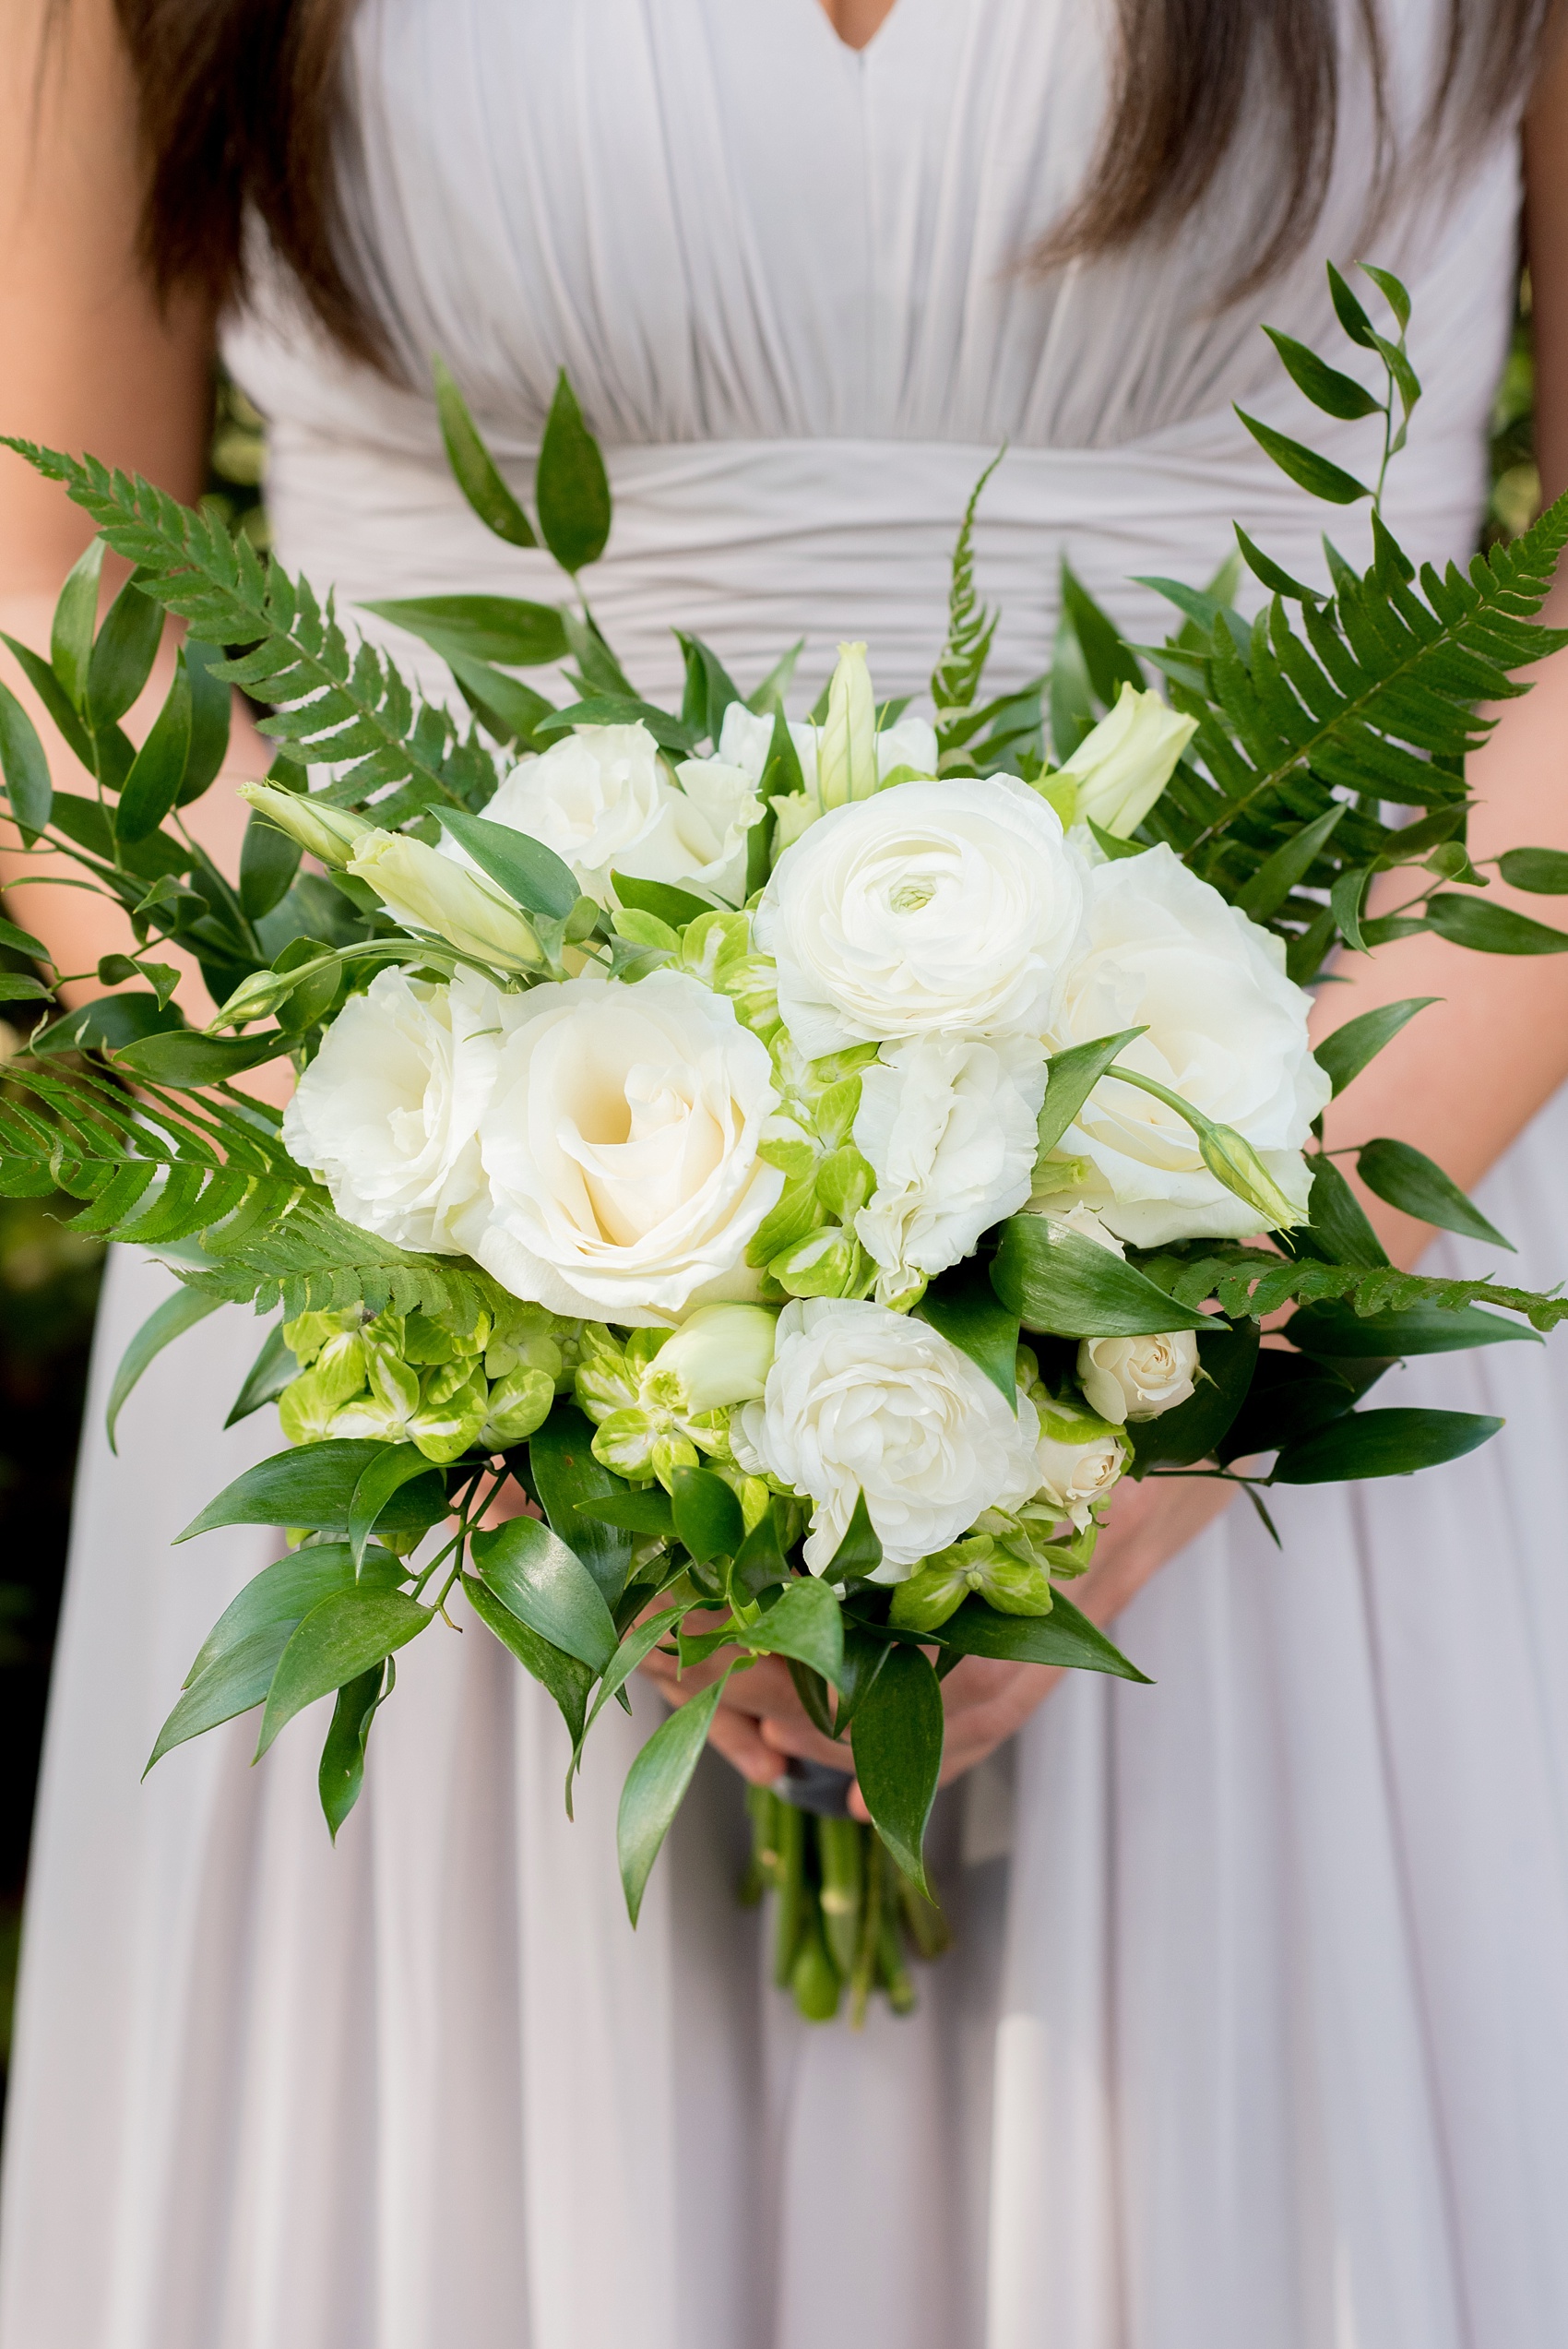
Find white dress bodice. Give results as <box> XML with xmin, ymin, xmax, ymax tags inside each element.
<box><xmin>224</xmin><ymin>0</ymin><xmax>1521</xmax><ymax>702</ymax></box>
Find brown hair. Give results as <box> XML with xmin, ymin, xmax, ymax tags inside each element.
<box><xmin>113</xmin><ymin>0</ymin><xmax>1562</xmax><ymax>358</ymax></box>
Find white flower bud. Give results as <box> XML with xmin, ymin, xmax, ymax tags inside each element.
<box><xmin>238</xmin><ymin>781</ymin><xmax>376</xmax><ymax>868</ymax></box>
<box><xmin>349</xmin><ymin>830</ymin><xmax>542</xmax><ymax>972</ymax></box>
<box><xmin>1077</xmin><ymin>1329</ymin><xmax>1200</xmax><ymax>1425</ymax></box>
<box><xmin>653</xmin><ymin>1303</ymin><xmax>779</xmax><ymax>1413</ymax></box>
<box><xmin>815</xmin><ymin>640</ymin><xmax>878</xmax><ymax>811</ymax></box>
<box><xmin>1059</xmin><ymin>684</ymin><xmax>1196</xmax><ymax>840</ymax></box>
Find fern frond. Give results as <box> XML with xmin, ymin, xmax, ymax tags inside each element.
<box><xmin>0</xmin><ymin>439</ymin><xmax>497</xmax><ymax>819</ymax></box>
<box><xmin>932</xmin><ymin>451</ymin><xmax>1004</xmax><ymax>770</ymax></box>
<box><xmin>1146</xmin><ymin>1243</ymin><xmax>1568</xmax><ymax>1333</ymax></box>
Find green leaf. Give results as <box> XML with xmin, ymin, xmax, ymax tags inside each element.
<box><xmin>183</xmin><ymin>1544</ymin><xmax>372</xmax><ymax>1685</ymax></box>
<box><xmin>105</xmin><ymin>1282</ymin><xmax>223</xmax><ymax>1451</ymax></box>
<box><xmin>1286</xmin><ymin>1296</ymin><xmax>1538</xmax><ymax>1357</ymax></box>
<box><xmin>536</xmin><ymin>372</ymin><xmax>612</xmax><ymax>574</ymax></box>
<box><xmin>992</xmin><ymin>1216</ymin><xmax>1209</xmax><ymax>1337</ymax></box>
<box><xmin>1313</xmin><ymin>997</ymin><xmax>1438</xmax><ymax>1097</ymax></box>
<box><xmin>575</xmin><ymin>1486</ymin><xmax>676</xmax><ymax>1540</ymax></box>
<box><xmin>1497</xmin><ymin>848</ymin><xmax>1568</xmax><ymax>894</ymax></box>
<box><xmin>1059</xmin><ymin>562</ymin><xmax>1146</xmax><ymax>708</ymax></box>
<box><xmin>177</xmin><ymin>636</ymin><xmax>232</xmax><ymax>804</ymax></box>
<box><xmin>745</xmin><ymin>1576</ymin><xmax>847</xmax><ymax>1690</ymax></box>
<box><xmin>434</xmin><ymin>806</ymin><xmax>579</xmax><ymax>921</ymax></box>
<box><xmin>1261</xmin><ymin>327</ymin><xmax>1384</xmax><ymax>421</ymax></box>
<box><xmin>349</xmin><ymin>1443</ymin><xmax>439</xmax><ymax>1568</ymax></box>
<box><xmin>609</xmin><ymin>871</ymin><xmax>718</xmax><ymax>928</ymax></box>
<box><xmin>849</xmin><ymin>1643</ymin><xmax>944</xmax><ymax>1894</ymax></box>
<box><xmin>30</xmin><ymin>989</ymin><xmax>184</xmax><ymax>1056</ymax></box>
<box><xmin>1130</xmin><ymin>1316</ymin><xmax>1260</xmax><ymax>1472</ymax></box>
<box><xmin>576</xmin><ymin>1602</ymin><xmax>688</xmax><ymax>1769</ymax></box>
<box><xmin>0</xmin><ymin>915</ymin><xmax>50</xmax><ymax>962</ymax></box>
<box><xmin>0</xmin><ymin>973</ymin><xmax>50</xmax><ymax>1003</ymax></box>
<box><xmin>256</xmin><ymin>1588</ymin><xmax>432</xmax><ymax>1757</ymax></box>
<box><xmin>1356</xmin><ymin>1136</ymin><xmax>1514</xmax><ymax>1249</ymax></box>
<box><xmin>1326</xmin><ymin>260</ymin><xmax>1379</xmax><ymax>350</ymax></box>
<box><xmin>117</xmin><ymin>655</ymin><xmax>192</xmax><ymax>843</ymax></box>
<box><xmin>825</xmin><ymin>1490</ymin><xmax>882</xmax><ymax>1583</ymax></box>
<box><xmin>675</xmin><ymin>631</ymin><xmax>744</xmax><ymax>746</ymax></box>
<box><xmin>933</xmin><ymin>1588</ymin><xmax>1151</xmax><ymax>1682</ymax></box>
<box><xmin>534</xmin><ymin>695</ymin><xmax>699</xmax><ymax>757</ymax></box>
<box><xmin>177</xmin><ymin>1439</ymin><xmax>447</xmax><ymax>1542</ymax></box>
<box><xmin>317</xmin><ymin>1663</ymin><xmax>385</xmax><ymax>1840</ymax></box>
<box><xmin>446</xmin><ymin>653</ymin><xmax>556</xmax><ymax>749</ymax></box>
<box><xmin>618</xmin><ymin>1669</ymin><xmax>731</xmax><ymax>1924</ymax></box>
<box><xmin>362</xmin><ymin>592</ymin><xmax>566</xmax><ymax>669</ymax></box>
<box><xmin>113</xmin><ymin>1028</ymin><xmax>291</xmax><ymax>1085</ymax></box>
<box><xmin>1232</xmin><ymin>524</ymin><xmax>1323</xmax><ymax>602</ymax></box>
<box><xmin>147</xmin><ymin>1621</ymin><xmax>295</xmax><ymax>1770</ymax></box>
<box><xmin>1271</xmin><ymin>1405</ymin><xmax>1502</xmax><ymax>1483</ymax></box>
<box><xmin>0</xmin><ymin>680</ymin><xmax>53</xmax><ymax>843</ymax></box>
<box><xmin>528</xmin><ymin>1406</ymin><xmax>636</xmax><ymax>1604</ymax></box>
<box><xmin>829</xmin><ymin>1623</ymin><xmax>891</xmax><ymax>1737</ymax></box>
<box><xmin>87</xmin><ymin>575</ymin><xmax>163</xmax><ymax>727</ymax></box>
<box><xmin>1234</xmin><ymin>801</ymin><xmax>1346</xmax><ymax>921</ymax></box>
<box><xmin>462</xmin><ymin>1572</ymin><xmax>593</xmax><ymax>1747</ymax></box>
<box><xmin>224</xmin><ymin>1318</ymin><xmax>296</xmax><ymax>1425</ymax></box>
<box><xmin>469</xmin><ymin>1512</ymin><xmax>618</xmax><ymax>1673</ymax></box>
<box><xmin>1234</xmin><ymin>409</ymin><xmax>1369</xmax><ymax>505</ymax></box>
<box><xmin>917</xmin><ymin>1263</ymin><xmax>1020</xmax><ymax>1408</ymax></box>
<box><xmin>240</xmin><ymin>806</ymin><xmax>303</xmax><ymax>920</ymax></box>
<box><xmin>1425</xmin><ymin>893</ymin><xmax>1568</xmax><ymax>955</ymax></box>
<box><xmin>1360</xmin><ymin>263</ymin><xmax>1411</xmax><ymax>331</ymax></box>
<box><xmin>1035</xmin><ymin>1026</ymin><xmax>1146</xmax><ymax>1158</ymax></box>
<box><xmin>51</xmin><ymin>536</ymin><xmax>105</xmax><ymax>710</ymax></box>
<box><xmin>670</xmin><ymin>1465</ymin><xmax>745</xmax><ymax>1564</ymax></box>
<box><xmin>432</xmin><ymin>354</ymin><xmax>539</xmax><ymax>547</ymax></box>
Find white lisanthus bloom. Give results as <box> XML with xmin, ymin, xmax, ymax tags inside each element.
<box><xmin>1058</xmin><ymin>683</ymin><xmax>1196</xmax><ymax>841</ymax></box>
<box><xmin>281</xmin><ymin>966</ymin><xmax>501</xmax><ymax>1254</ymax></box>
<box><xmin>470</xmin><ymin>723</ymin><xmax>668</xmax><ymax>906</ymax></box>
<box><xmin>755</xmin><ymin>776</ymin><xmax>1086</xmax><ymax>1057</ymax></box>
<box><xmin>1045</xmin><ymin>843</ymin><xmax>1331</xmax><ymax>1246</ymax></box>
<box><xmin>471</xmin><ymin>721</ymin><xmax>761</xmax><ymax>909</ymax></box>
<box><xmin>1078</xmin><ymin>1329</ymin><xmax>1200</xmax><ymax>1424</ymax></box>
<box><xmin>462</xmin><ymin>968</ymin><xmax>783</xmax><ymax>1326</ymax></box>
<box><xmin>853</xmin><ymin>1034</ymin><xmax>1047</xmax><ymax>1304</ymax></box>
<box><xmin>738</xmin><ymin>1298</ymin><xmax>1041</xmax><ymax>1576</ymax></box>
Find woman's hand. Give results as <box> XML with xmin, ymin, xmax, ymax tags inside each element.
<box><xmin>636</xmin><ymin>1467</ymin><xmax>1241</xmax><ymax>1808</ymax></box>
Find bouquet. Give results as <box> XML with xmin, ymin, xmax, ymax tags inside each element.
<box><xmin>2</xmin><ymin>262</ymin><xmax>1565</xmax><ymax>2024</ymax></box>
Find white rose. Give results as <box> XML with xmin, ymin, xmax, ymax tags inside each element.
<box><xmin>1058</xmin><ymin>683</ymin><xmax>1196</xmax><ymax>841</ymax></box>
<box><xmin>1077</xmin><ymin>1329</ymin><xmax>1200</xmax><ymax>1424</ymax></box>
<box><xmin>461</xmin><ymin>968</ymin><xmax>783</xmax><ymax>1326</ymax></box>
<box><xmin>471</xmin><ymin>723</ymin><xmax>667</xmax><ymax>907</ymax></box>
<box><xmin>1045</xmin><ymin>844</ymin><xmax>1331</xmax><ymax>1246</ymax></box>
<box><xmin>853</xmin><ymin>1033</ymin><xmax>1047</xmax><ymax>1305</ymax></box>
<box><xmin>1028</xmin><ymin>1392</ymin><xmax>1130</xmax><ymax>1530</ymax></box>
<box><xmin>738</xmin><ymin>1297</ymin><xmax>1041</xmax><ymax>1576</ymax></box>
<box><xmin>280</xmin><ymin>966</ymin><xmax>499</xmax><ymax>1253</ymax></box>
<box><xmin>755</xmin><ymin>776</ymin><xmax>1086</xmax><ymax>1057</ymax></box>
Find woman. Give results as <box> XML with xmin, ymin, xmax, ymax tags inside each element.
<box><xmin>2</xmin><ymin>1</ymin><xmax>1567</xmax><ymax>2342</ymax></box>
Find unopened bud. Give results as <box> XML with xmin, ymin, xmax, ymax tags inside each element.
<box><xmin>239</xmin><ymin>781</ymin><xmax>375</xmax><ymax>868</ymax></box>
<box><xmin>349</xmin><ymin>830</ymin><xmax>542</xmax><ymax>972</ymax></box>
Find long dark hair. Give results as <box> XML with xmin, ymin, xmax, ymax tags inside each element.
<box><xmin>113</xmin><ymin>0</ymin><xmax>1561</xmax><ymax>363</ymax></box>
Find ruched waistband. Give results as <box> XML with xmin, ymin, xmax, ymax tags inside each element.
<box><xmin>261</xmin><ymin>414</ymin><xmax>1492</xmax><ymax>709</ymax></box>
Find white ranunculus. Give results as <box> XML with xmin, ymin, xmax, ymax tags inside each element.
<box><xmin>1058</xmin><ymin>683</ymin><xmax>1196</xmax><ymax>840</ymax></box>
<box><xmin>1045</xmin><ymin>843</ymin><xmax>1330</xmax><ymax>1246</ymax></box>
<box><xmin>738</xmin><ymin>1297</ymin><xmax>1042</xmax><ymax>1576</ymax></box>
<box><xmin>471</xmin><ymin>724</ymin><xmax>668</xmax><ymax>907</ymax></box>
<box><xmin>1077</xmin><ymin>1329</ymin><xmax>1200</xmax><ymax>1425</ymax></box>
<box><xmin>853</xmin><ymin>1033</ymin><xmax>1047</xmax><ymax>1304</ymax></box>
<box><xmin>755</xmin><ymin>776</ymin><xmax>1086</xmax><ymax>1057</ymax></box>
<box><xmin>462</xmin><ymin>968</ymin><xmax>784</xmax><ymax>1326</ymax></box>
<box><xmin>281</xmin><ymin>966</ymin><xmax>500</xmax><ymax>1253</ymax></box>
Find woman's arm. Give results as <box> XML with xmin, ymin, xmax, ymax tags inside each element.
<box><xmin>0</xmin><ymin>0</ymin><xmax>266</xmax><ymax>1003</ymax></box>
<box><xmin>656</xmin><ymin>39</ymin><xmax>1568</xmax><ymax>1796</ymax></box>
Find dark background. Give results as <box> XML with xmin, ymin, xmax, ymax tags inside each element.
<box><xmin>0</xmin><ymin>289</ymin><xmax>1540</xmax><ymax>2096</ymax></box>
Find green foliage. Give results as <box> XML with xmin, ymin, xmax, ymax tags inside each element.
<box><xmin>931</xmin><ymin>450</ymin><xmax>1003</xmax><ymax>770</ymax></box>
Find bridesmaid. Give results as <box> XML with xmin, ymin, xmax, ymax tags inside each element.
<box><xmin>1</xmin><ymin>2</ymin><xmax>1567</xmax><ymax>2344</ymax></box>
